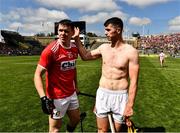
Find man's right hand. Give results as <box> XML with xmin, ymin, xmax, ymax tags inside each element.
<box><xmin>40</xmin><ymin>96</ymin><xmax>55</xmax><ymax>115</ymax></box>
<box><xmin>72</xmin><ymin>27</ymin><xmax>80</xmax><ymax>40</ymax></box>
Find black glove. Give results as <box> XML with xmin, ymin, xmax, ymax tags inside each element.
<box><xmin>40</xmin><ymin>96</ymin><xmax>55</xmax><ymax>115</ymax></box>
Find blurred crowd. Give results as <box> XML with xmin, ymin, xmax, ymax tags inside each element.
<box><xmin>0</xmin><ymin>42</ymin><xmax>41</xmax><ymax>56</ymax></box>
<box><xmin>139</xmin><ymin>33</ymin><xmax>180</xmax><ymax>56</ymax></box>
<box><xmin>0</xmin><ymin>33</ymin><xmax>180</xmax><ymax>56</ymax></box>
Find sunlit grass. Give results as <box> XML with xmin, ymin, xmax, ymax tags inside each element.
<box><xmin>0</xmin><ymin>56</ymin><xmax>179</xmax><ymax>132</ymax></box>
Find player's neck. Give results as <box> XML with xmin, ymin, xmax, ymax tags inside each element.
<box><xmin>58</xmin><ymin>39</ymin><xmax>71</xmax><ymax>49</ymax></box>
<box><xmin>111</xmin><ymin>39</ymin><xmax>124</xmax><ymax>48</ymax></box>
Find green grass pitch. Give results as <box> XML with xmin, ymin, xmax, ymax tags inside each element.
<box><xmin>0</xmin><ymin>55</ymin><xmax>180</xmax><ymax>132</ymax></box>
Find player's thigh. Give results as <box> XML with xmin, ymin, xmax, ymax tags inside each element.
<box><xmin>49</xmin><ymin>116</ymin><xmax>62</xmax><ymax>131</ymax></box>
<box><xmin>114</xmin><ymin>121</ymin><xmax>122</xmax><ymax>132</ymax></box>
<box><xmin>96</xmin><ymin>117</ymin><xmax>109</xmax><ymax>132</ymax></box>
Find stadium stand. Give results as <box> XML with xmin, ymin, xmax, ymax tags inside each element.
<box><xmin>0</xmin><ymin>30</ymin><xmax>43</xmax><ymax>56</ymax></box>
<box><xmin>0</xmin><ymin>29</ymin><xmax>179</xmax><ymax>57</ymax></box>
<box><xmin>139</xmin><ymin>33</ymin><xmax>180</xmax><ymax>57</ymax></box>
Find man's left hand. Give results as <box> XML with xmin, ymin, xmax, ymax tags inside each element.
<box><xmin>72</xmin><ymin>27</ymin><xmax>80</xmax><ymax>39</ymax></box>
<box><xmin>123</xmin><ymin>105</ymin><xmax>133</xmax><ymax>117</ymax></box>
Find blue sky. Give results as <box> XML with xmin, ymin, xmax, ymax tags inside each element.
<box><xmin>0</xmin><ymin>0</ymin><xmax>180</xmax><ymax>37</ymax></box>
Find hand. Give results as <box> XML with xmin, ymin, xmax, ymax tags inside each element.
<box><xmin>125</xmin><ymin>117</ymin><xmax>132</xmax><ymax>127</ymax></box>
<box><xmin>72</xmin><ymin>27</ymin><xmax>80</xmax><ymax>40</ymax></box>
<box><xmin>123</xmin><ymin>104</ymin><xmax>133</xmax><ymax>117</ymax></box>
<box><xmin>75</xmin><ymin>87</ymin><xmax>80</xmax><ymax>95</ymax></box>
<box><xmin>40</xmin><ymin>96</ymin><xmax>55</xmax><ymax>115</ymax></box>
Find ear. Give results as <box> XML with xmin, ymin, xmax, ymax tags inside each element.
<box><xmin>71</xmin><ymin>28</ymin><xmax>75</xmax><ymax>36</ymax></box>
<box><xmin>117</xmin><ymin>28</ymin><xmax>121</xmax><ymax>34</ymax></box>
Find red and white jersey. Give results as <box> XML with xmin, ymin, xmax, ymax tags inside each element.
<box><xmin>38</xmin><ymin>39</ymin><xmax>78</xmax><ymax>99</ymax></box>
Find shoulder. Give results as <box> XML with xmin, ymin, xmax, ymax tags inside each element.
<box><xmin>70</xmin><ymin>42</ymin><xmax>78</xmax><ymax>53</ymax></box>
<box><xmin>44</xmin><ymin>40</ymin><xmax>58</xmax><ymax>49</ymax></box>
<box><xmin>98</xmin><ymin>43</ymin><xmax>110</xmax><ymax>50</ymax></box>
<box><xmin>125</xmin><ymin>44</ymin><xmax>138</xmax><ymax>53</ymax></box>
<box><xmin>101</xmin><ymin>43</ymin><xmax>110</xmax><ymax>47</ymax></box>
<box><xmin>93</xmin><ymin>43</ymin><xmax>110</xmax><ymax>54</ymax></box>
<box><xmin>41</xmin><ymin>40</ymin><xmax>58</xmax><ymax>55</ymax></box>
<box><xmin>124</xmin><ymin>44</ymin><xmax>139</xmax><ymax>59</ymax></box>
<box><xmin>123</xmin><ymin>44</ymin><xmax>139</xmax><ymax>65</ymax></box>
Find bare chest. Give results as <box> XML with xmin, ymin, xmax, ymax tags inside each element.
<box><xmin>101</xmin><ymin>48</ymin><xmax>128</xmax><ymax>68</ymax></box>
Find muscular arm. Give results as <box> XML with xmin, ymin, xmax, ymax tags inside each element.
<box><xmin>128</xmin><ymin>49</ymin><xmax>139</xmax><ymax>106</ymax></box>
<box><xmin>73</xmin><ymin>27</ymin><xmax>101</xmax><ymax>60</ymax></box>
<box><xmin>124</xmin><ymin>49</ymin><xmax>139</xmax><ymax>117</ymax></box>
<box><xmin>34</xmin><ymin>65</ymin><xmax>46</xmax><ymax>98</ymax></box>
<box><xmin>74</xmin><ymin>37</ymin><xmax>101</xmax><ymax>60</ymax></box>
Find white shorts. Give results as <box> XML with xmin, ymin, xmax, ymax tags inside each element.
<box><xmin>94</xmin><ymin>87</ymin><xmax>128</xmax><ymax>123</ymax></box>
<box><xmin>51</xmin><ymin>92</ymin><xmax>79</xmax><ymax>119</ymax></box>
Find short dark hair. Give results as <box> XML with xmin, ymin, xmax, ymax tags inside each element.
<box><xmin>104</xmin><ymin>17</ymin><xmax>123</xmax><ymax>31</ymax></box>
<box><xmin>58</xmin><ymin>19</ymin><xmax>74</xmax><ymax>30</ymax></box>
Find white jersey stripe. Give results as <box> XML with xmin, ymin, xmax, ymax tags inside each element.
<box><xmin>38</xmin><ymin>64</ymin><xmax>47</xmax><ymax>70</ymax></box>
<box><xmin>51</xmin><ymin>41</ymin><xmax>59</xmax><ymax>53</ymax></box>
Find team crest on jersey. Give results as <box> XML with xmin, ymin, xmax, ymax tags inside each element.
<box><xmin>58</xmin><ymin>54</ymin><xmax>66</xmax><ymax>59</ymax></box>
<box><xmin>61</xmin><ymin>60</ymin><xmax>76</xmax><ymax>71</ymax></box>
<box><xmin>73</xmin><ymin>53</ymin><xmax>78</xmax><ymax>58</ymax></box>
<box><xmin>67</xmin><ymin>52</ymin><xmax>73</xmax><ymax>58</ymax></box>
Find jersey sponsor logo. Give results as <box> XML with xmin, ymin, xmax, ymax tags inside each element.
<box><xmin>61</xmin><ymin>60</ymin><xmax>76</xmax><ymax>71</ymax></box>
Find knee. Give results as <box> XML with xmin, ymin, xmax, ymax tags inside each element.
<box><xmin>66</xmin><ymin>115</ymin><xmax>80</xmax><ymax>132</ymax></box>
<box><xmin>97</xmin><ymin>128</ymin><xmax>108</xmax><ymax>133</ymax></box>
<box><xmin>49</xmin><ymin>126</ymin><xmax>60</xmax><ymax>133</ymax></box>
<box><xmin>49</xmin><ymin>128</ymin><xmax>60</xmax><ymax>133</ymax></box>
<box><xmin>73</xmin><ymin>114</ymin><xmax>81</xmax><ymax>125</ymax></box>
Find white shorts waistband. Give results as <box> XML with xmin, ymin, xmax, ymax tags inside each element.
<box><xmin>98</xmin><ymin>87</ymin><xmax>127</xmax><ymax>94</ymax></box>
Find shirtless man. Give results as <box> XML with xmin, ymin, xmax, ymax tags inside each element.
<box><xmin>74</xmin><ymin>17</ymin><xmax>139</xmax><ymax>132</ymax></box>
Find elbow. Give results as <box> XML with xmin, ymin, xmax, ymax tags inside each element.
<box><xmin>81</xmin><ymin>58</ymin><xmax>86</xmax><ymax>61</ymax></box>
<box><xmin>80</xmin><ymin>54</ymin><xmax>90</xmax><ymax>61</ymax></box>
<box><xmin>81</xmin><ymin>57</ymin><xmax>89</xmax><ymax>61</ymax></box>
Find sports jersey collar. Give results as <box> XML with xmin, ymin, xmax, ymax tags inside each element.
<box><xmin>57</xmin><ymin>39</ymin><xmax>71</xmax><ymax>49</ymax></box>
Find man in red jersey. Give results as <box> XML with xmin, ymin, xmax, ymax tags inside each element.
<box><xmin>34</xmin><ymin>19</ymin><xmax>80</xmax><ymax>132</ymax></box>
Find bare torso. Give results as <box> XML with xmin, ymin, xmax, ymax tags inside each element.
<box><xmin>99</xmin><ymin>43</ymin><xmax>133</xmax><ymax>90</ymax></box>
